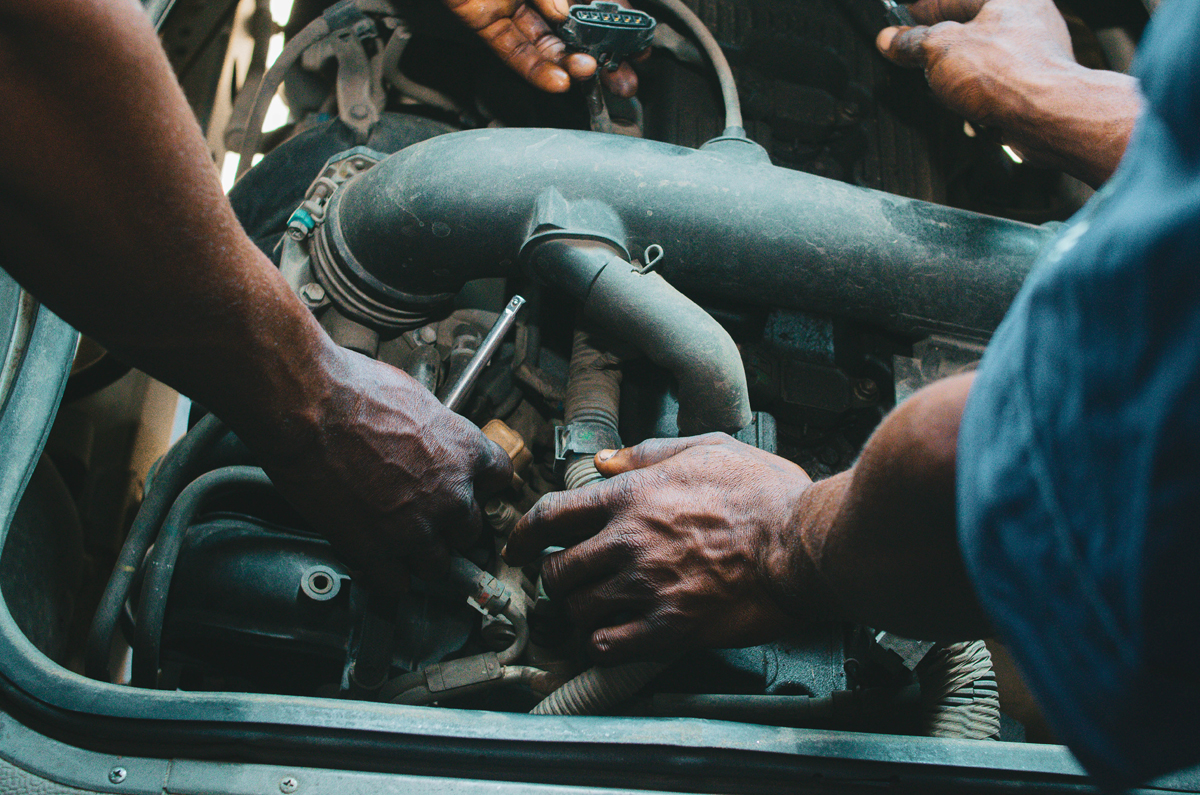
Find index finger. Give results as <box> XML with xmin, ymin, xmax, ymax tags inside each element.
<box><xmin>503</xmin><ymin>479</ymin><xmax>624</xmax><ymax>564</ymax></box>
<box><xmin>909</xmin><ymin>0</ymin><xmax>987</xmax><ymax>25</ymax></box>
<box><xmin>478</xmin><ymin>12</ymin><xmax>572</xmax><ymax>93</ymax></box>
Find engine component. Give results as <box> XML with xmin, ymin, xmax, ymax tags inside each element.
<box><xmin>85</xmin><ymin>412</ymin><xmax>229</xmax><ymax>682</ymax></box>
<box><xmin>533</xmin><ymin>661</ymin><xmax>670</xmax><ymax>715</ymax></box>
<box><xmin>917</xmin><ymin>640</ymin><xmax>1001</xmax><ymax>740</ymax></box>
<box><xmin>560</xmin><ymin>1</ymin><xmax>657</xmax><ymax>71</ymax></box>
<box><xmin>650</xmin><ymin>686</ymin><xmax>920</xmax><ymax>727</ymax></box>
<box><xmin>560</xmin><ymin>330</ymin><xmax>623</xmax><ymax>491</ymax></box>
<box><xmin>317</xmin><ymin>128</ymin><xmax>1053</xmax><ymax>341</ymax></box>
<box><xmin>77</xmin><ymin>0</ymin><xmax>1024</xmax><ymax>738</ymax></box>
<box><xmin>132</xmin><ymin>465</ymin><xmax>278</xmax><ymax>687</ymax></box>
<box><xmin>880</xmin><ymin>0</ymin><xmax>916</xmax><ymax>27</ymax></box>
<box><xmin>529</xmin><ymin>239</ymin><xmax>751</xmax><ymax>436</ymax></box>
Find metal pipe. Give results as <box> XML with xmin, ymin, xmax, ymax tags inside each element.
<box><xmin>438</xmin><ymin>295</ymin><xmax>525</xmax><ymax>412</ymax></box>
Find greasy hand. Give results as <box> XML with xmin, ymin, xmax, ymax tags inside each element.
<box><xmin>442</xmin><ymin>0</ymin><xmax>641</xmax><ymax>96</ymax></box>
<box><xmin>504</xmin><ymin>434</ymin><xmax>819</xmax><ymax>665</ymax></box>
<box><xmin>876</xmin><ymin>0</ymin><xmax>1074</xmax><ymax>150</ymax></box>
<box><xmin>257</xmin><ymin>348</ymin><xmax>512</xmax><ymax>597</ymax></box>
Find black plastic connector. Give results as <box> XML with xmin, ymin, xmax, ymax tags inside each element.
<box><xmin>560</xmin><ymin>1</ymin><xmax>656</xmax><ymax>71</ymax></box>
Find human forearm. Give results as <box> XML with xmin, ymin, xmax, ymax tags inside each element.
<box><xmin>770</xmin><ymin>373</ymin><xmax>991</xmax><ymax>640</ymax></box>
<box><xmin>0</xmin><ymin>0</ymin><xmax>514</xmax><ymax>587</ymax></box>
<box><xmin>0</xmin><ymin>0</ymin><xmax>336</xmax><ymax>448</ymax></box>
<box><xmin>993</xmin><ymin>61</ymin><xmax>1139</xmax><ymax>188</ymax></box>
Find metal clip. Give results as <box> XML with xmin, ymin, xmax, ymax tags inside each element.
<box><xmin>636</xmin><ymin>243</ymin><xmax>664</xmax><ymax>273</ymax></box>
<box><xmin>554</xmin><ymin>422</ymin><xmax>623</xmax><ymax>470</ymax></box>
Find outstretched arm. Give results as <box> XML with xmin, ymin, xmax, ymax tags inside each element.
<box><xmin>876</xmin><ymin>0</ymin><xmax>1141</xmax><ymax>187</ymax></box>
<box><xmin>0</xmin><ymin>0</ymin><xmax>511</xmax><ymax>594</ymax></box>
<box><xmin>505</xmin><ymin>373</ymin><xmax>987</xmax><ymax>664</ymax></box>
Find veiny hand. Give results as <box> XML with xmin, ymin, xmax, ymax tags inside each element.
<box><xmin>875</xmin><ymin>0</ymin><xmax>1139</xmax><ymax>185</ymax></box>
<box><xmin>442</xmin><ymin>0</ymin><xmax>642</xmax><ymax>97</ymax></box>
<box><xmin>504</xmin><ymin>434</ymin><xmax>823</xmax><ymax>665</ymax></box>
<box><xmin>257</xmin><ymin>347</ymin><xmax>513</xmax><ymax>597</ymax></box>
<box><xmin>877</xmin><ymin>0</ymin><xmax>1074</xmax><ymax>145</ymax></box>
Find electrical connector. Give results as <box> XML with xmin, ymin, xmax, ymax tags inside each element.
<box><xmin>560</xmin><ymin>1</ymin><xmax>656</xmax><ymax>71</ymax></box>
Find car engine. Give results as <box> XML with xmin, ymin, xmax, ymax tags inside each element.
<box><xmin>10</xmin><ymin>0</ymin><xmax>1144</xmax><ymax>746</ymax></box>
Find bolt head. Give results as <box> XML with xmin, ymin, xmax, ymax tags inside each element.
<box><xmin>280</xmin><ymin>775</ymin><xmax>299</xmax><ymax>793</ymax></box>
<box><xmin>853</xmin><ymin>379</ymin><xmax>879</xmax><ymax>402</ymax></box>
<box><xmin>108</xmin><ymin>767</ymin><xmax>127</xmax><ymax>784</ymax></box>
<box><xmin>299</xmin><ymin>283</ymin><xmax>326</xmax><ymax>305</ymax></box>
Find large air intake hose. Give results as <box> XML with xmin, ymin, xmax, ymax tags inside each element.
<box><xmin>319</xmin><ymin>128</ymin><xmax>1053</xmax><ymax>341</ymax></box>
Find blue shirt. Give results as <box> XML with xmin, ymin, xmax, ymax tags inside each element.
<box><xmin>957</xmin><ymin>0</ymin><xmax>1200</xmax><ymax>785</ymax></box>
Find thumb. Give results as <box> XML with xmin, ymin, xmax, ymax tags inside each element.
<box><xmin>876</xmin><ymin>25</ymin><xmax>931</xmax><ymax>68</ymax></box>
<box><xmin>595</xmin><ymin>433</ymin><xmax>728</xmax><ymax>476</ymax></box>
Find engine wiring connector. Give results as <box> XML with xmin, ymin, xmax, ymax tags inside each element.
<box><xmin>560</xmin><ymin>1</ymin><xmax>656</xmax><ymax>71</ymax></box>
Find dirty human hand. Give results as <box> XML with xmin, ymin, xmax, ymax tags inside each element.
<box><xmin>251</xmin><ymin>347</ymin><xmax>514</xmax><ymax>598</ymax></box>
<box><xmin>442</xmin><ymin>0</ymin><xmax>641</xmax><ymax>96</ymax></box>
<box><xmin>504</xmin><ymin>434</ymin><xmax>826</xmax><ymax>664</ymax></box>
<box><xmin>876</xmin><ymin>0</ymin><xmax>1141</xmax><ymax>186</ymax></box>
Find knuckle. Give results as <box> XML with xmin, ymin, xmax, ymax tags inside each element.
<box><xmin>527</xmin><ymin>492</ymin><xmax>559</xmax><ymax>524</ymax></box>
<box><xmin>925</xmin><ymin>20</ymin><xmax>961</xmax><ymax>44</ymax></box>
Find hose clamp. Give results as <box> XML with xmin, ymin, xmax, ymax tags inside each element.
<box><xmin>554</xmin><ymin>422</ymin><xmax>622</xmax><ymax>468</ymax></box>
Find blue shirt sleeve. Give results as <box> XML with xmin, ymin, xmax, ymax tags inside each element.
<box><xmin>956</xmin><ymin>0</ymin><xmax>1200</xmax><ymax>785</ymax></box>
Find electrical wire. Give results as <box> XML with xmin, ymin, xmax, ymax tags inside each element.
<box><xmin>646</xmin><ymin>0</ymin><xmax>744</xmax><ymax>136</ymax></box>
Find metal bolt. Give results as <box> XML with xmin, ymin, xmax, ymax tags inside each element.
<box><xmin>280</xmin><ymin>776</ymin><xmax>299</xmax><ymax>793</ymax></box>
<box><xmin>299</xmin><ymin>283</ymin><xmax>326</xmax><ymax>306</ymax></box>
<box><xmin>108</xmin><ymin>767</ymin><xmax>127</xmax><ymax>784</ymax></box>
<box><xmin>484</xmin><ymin>499</ymin><xmax>521</xmax><ymax>536</ymax></box>
<box><xmin>417</xmin><ymin>324</ymin><xmax>437</xmax><ymax>344</ymax></box>
<box><xmin>853</xmin><ymin>379</ymin><xmax>878</xmax><ymax>402</ymax></box>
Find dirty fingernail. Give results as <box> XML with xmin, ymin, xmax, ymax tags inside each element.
<box><xmin>597</xmin><ymin>449</ymin><xmax>617</xmax><ymax>462</ymax></box>
<box><xmin>876</xmin><ymin>27</ymin><xmax>896</xmax><ymax>52</ymax></box>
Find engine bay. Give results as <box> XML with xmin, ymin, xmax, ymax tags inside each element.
<box><xmin>3</xmin><ymin>0</ymin><xmax>1151</xmax><ymax>760</ymax></box>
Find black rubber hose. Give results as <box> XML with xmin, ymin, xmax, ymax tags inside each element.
<box><xmin>131</xmin><ymin>466</ymin><xmax>275</xmax><ymax>688</ymax></box>
<box><xmin>324</xmin><ymin>128</ymin><xmax>1053</xmax><ymax>341</ymax></box>
<box><xmin>651</xmin><ymin>686</ymin><xmax>921</xmax><ymax>728</ymax></box>
<box><xmin>84</xmin><ymin>413</ymin><xmax>227</xmax><ymax>682</ymax></box>
<box><xmin>527</xmin><ymin>239</ymin><xmax>751</xmax><ymax>435</ymax></box>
